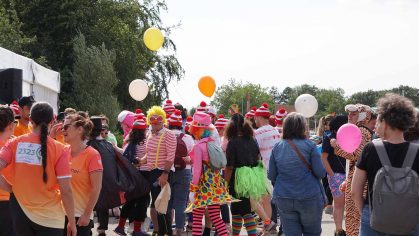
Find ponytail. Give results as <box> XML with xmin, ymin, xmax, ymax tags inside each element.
<box><xmin>40</xmin><ymin>123</ymin><xmax>48</xmax><ymax>183</ymax></box>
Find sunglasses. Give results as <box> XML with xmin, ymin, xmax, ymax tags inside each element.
<box><xmin>62</xmin><ymin>124</ymin><xmax>73</xmax><ymax>131</ymax></box>
<box><xmin>150</xmin><ymin>116</ymin><xmax>163</xmax><ymax>123</ymax></box>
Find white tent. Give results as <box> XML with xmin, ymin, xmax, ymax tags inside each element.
<box><xmin>0</xmin><ymin>47</ymin><xmax>60</xmax><ymax>113</ymax></box>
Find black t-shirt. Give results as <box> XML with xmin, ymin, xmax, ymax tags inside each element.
<box><xmin>226</xmin><ymin>136</ymin><xmax>260</xmax><ymax>187</ymax></box>
<box><xmin>356</xmin><ymin>141</ymin><xmax>419</xmax><ymax>204</ymax></box>
<box><xmin>322</xmin><ymin>133</ymin><xmax>346</xmax><ymax>174</ymax></box>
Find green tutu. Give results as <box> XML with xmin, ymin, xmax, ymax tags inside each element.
<box><xmin>234</xmin><ymin>161</ymin><xmax>267</xmax><ymax>201</ymax></box>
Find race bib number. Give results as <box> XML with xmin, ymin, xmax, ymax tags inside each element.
<box><xmin>16</xmin><ymin>142</ymin><xmax>42</xmax><ymax>166</ymax></box>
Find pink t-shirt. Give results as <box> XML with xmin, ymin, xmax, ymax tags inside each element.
<box><xmin>189</xmin><ymin>137</ymin><xmax>213</xmax><ymax>185</ymax></box>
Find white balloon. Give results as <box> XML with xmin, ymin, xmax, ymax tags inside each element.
<box><xmin>294</xmin><ymin>94</ymin><xmax>318</xmax><ymax>118</ymax></box>
<box><xmin>129</xmin><ymin>79</ymin><xmax>149</xmax><ymax>101</ymax></box>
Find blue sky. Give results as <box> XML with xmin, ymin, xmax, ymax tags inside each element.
<box><xmin>160</xmin><ymin>0</ymin><xmax>419</xmax><ymax>110</ymax></box>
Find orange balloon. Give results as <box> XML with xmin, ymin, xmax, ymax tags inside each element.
<box><xmin>198</xmin><ymin>76</ymin><xmax>216</xmax><ymax>97</ymax></box>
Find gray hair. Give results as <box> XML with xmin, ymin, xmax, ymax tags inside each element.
<box><xmin>283</xmin><ymin>112</ymin><xmax>307</xmax><ymax>140</ymax></box>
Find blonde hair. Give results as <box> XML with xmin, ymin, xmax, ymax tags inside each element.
<box><xmin>146</xmin><ymin>106</ymin><xmax>167</xmax><ymax>125</ymax></box>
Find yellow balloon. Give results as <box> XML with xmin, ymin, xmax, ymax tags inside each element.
<box><xmin>198</xmin><ymin>76</ymin><xmax>216</xmax><ymax>97</ymax></box>
<box><xmin>143</xmin><ymin>27</ymin><xmax>164</xmax><ymax>51</ymax></box>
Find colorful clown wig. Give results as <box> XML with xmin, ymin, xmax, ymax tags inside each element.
<box><xmin>146</xmin><ymin>106</ymin><xmax>167</xmax><ymax>125</ymax></box>
<box><xmin>189</xmin><ymin>125</ymin><xmax>213</xmax><ymax>140</ymax></box>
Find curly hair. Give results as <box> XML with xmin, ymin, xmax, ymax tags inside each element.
<box><xmin>225</xmin><ymin>113</ymin><xmax>254</xmax><ymax>140</ymax></box>
<box><xmin>0</xmin><ymin>106</ymin><xmax>14</xmax><ymax>132</ymax></box>
<box><xmin>66</xmin><ymin>113</ymin><xmax>94</xmax><ymax>140</ymax></box>
<box><xmin>376</xmin><ymin>93</ymin><xmax>416</xmax><ymax>132</ymax></box>
<box><xmin>404</xmin><ymin>111</ymin><xmax>419</xmax><ymax>142</ymax></box>
<box><xmin>189</xmin><ymin>125</ymin><xmax>212</xmax><ymax>140</ymax></box>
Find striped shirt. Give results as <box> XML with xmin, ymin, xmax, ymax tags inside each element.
<box><xmin>254</xmin><ymin>125</ymin><xmax>281</xmax><ymax>169</ymax></box>
<box><xmin>136</xmin><ymin>141</ymin><xmax>147</xmax><ymax>171</ymax></box>
<box><xmin>144</xmin><ymin>128</ymin><xmax>177</xmax><ymax>171</ymax></box>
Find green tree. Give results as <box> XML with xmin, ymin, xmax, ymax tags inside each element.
<box><xmin>9</xmin><ymin>0</ymin><xmax>184</xmax><ymax>112</ymax></box>
<box><xmin>189</xmin><ymin>107</ymin><xmax>196</xmax><ymax>116</ymax></box>
<box><xmin>71</xmin><ymin>34</ymin><xmax>120</xmax><ymax>129</ymax></box>
<box><xmin>389</xmin><ymin>86</ymin><xmax>419</xmax><ymax>107</ymax></box>
<box><xmin>269</xmin><ymin>86</ymin><xmax>282</xmax><ymax>104</ymax></box>
<box><xmin>316</xmin><ymin>88</ymin><xmax>346</xmax><ymax>115</ymax></box>
<box><xmin>280</xmin><ymin>86</ymin><xmax>293</xmax><ymax>104</ymax></box>
<box><xmin>346</xmin><ymin>90</ymin><xmax>386</xmax><ymax>108</ymax></box>
<box><xmin>0</xmin><ymin>3</ymin><xmax>32</xmax><ymax>55</ymax></box>
<box><xmin>211</xmin><ymin>79</ymin><xmax>275</xmax><ymax>115</ymax></box>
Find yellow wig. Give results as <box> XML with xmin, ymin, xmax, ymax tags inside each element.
<box><xmin>146</xmin><ymin>106</ymin><xmax>167</xmax><ymax>125</ymax></box>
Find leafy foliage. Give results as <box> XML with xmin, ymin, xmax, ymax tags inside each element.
<box><xmin>1</xmin><ymin>0</ymin><xmax>184</xmax><ymax>113</ymax></box>
<box><xmin>211</xmin><ymin>79</ymin><xmax>275</xmax><ymax>115</ymax></box>
<box><xmin>71</xmin><ymin>34</ymin><xmax>120</xmax><ymax>129</ymax></box>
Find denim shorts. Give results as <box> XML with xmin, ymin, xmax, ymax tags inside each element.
<box><xmin>327</xmin><ymin>173</ymin><xmax>345</xmax><ymax>197</ymax></box>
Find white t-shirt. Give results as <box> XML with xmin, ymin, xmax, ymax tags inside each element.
<box><xmin>254</xmin><ymin>125</ymin><xmax>281</xmax><ymax>169</ymax></box>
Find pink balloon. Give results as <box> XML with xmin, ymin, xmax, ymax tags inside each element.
<box><xmin>337</xmin><ymin>123</ymin><xmax>362</xmax><ymax>153</ymax></box>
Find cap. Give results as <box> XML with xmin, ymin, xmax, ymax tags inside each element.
<box><xmin>9</xmin><ymin>101</ymin><xmax>21</xmax><ymax>119</ymax></box>
<box><xmin>90</xmin><ymin>116</ymin><xmax>103</xmax><ymax>131</ymax></box>
<box><xmin>207</xmin><ymin>106</ymin><xmax>217</xmax><ymax>117</ymax></box>
<box><xmin>192</xmin><ymin>112</ymin><xmax>211</xmax><ymax>128</ymax></box>
<box><xmin>245</xmin><ymin>106</ymin><xmax>257</xmax><ymax>119</ymax></box>
<box><xmin>196</xmin><ymin>101</ymin><xmax>208</xmax><ymax>113</ymax></box>
<box><xmin>275</xmin><ymin>108</ymin><xmax>288</xmax><ymax>126</ymax></box>
<box><xmin>255</xmin><ymin>103</ymin><xmax>271</xmax><ymax>117</ymax></box>
<box><xmin>132</xmin><ymin>110</ymin><xmax>147</xmax><ymax>130</ymax></box>
<box><xmin>18</xmin><ymin>96</ymin><xmax>35</xmax><ymax>108</ymax></box>
<box><xmin>168</xmin><ymin>109</ymin><xmax>183</xmax><ymax>127</ymax></box>
<box><xmin>215</xmin><ymin>114</ymin><xmax>229</xmax><ymax>129</ymax></box>
<box><xmin>163</xmin><ymin>100</ymin><xmax>175</xmax><ymax>114</ymax></box>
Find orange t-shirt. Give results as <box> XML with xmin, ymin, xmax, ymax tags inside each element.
<box><xmin>0</xmin><ymin>133</ymin><xmax>71</xmax><ymax>228</ymax></box>
<box><xmin>0</xmin><ymin>140</ymin><xmax>13</xmax><ymax>201</ymax></box>
<box><xmin>70</xmin><ymin>146</ymin><xmax>103</xmax><ymax>218</ymax></box>
<box><xmin>13</xmin><ymin>121</ymin><xmax>32</xmax><ymax>137</ymax></box>
<box><xmin>55</xmin><ymin>133</ymin><xmax>66</xmax><ymax>144</ymax></box>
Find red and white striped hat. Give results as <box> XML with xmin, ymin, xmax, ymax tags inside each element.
<box><xmin>185</xmin><ymin>116</ymin><xmax>193</xmax><ymax>132</ymax></box>
<box><xmin>163</xmin><ymin>100</ymin><xmax>175</xmax><ymax>114</ymax></box>
<box><xmin>132</xmin><ymin>109</ymin><xmax>147</xmax><ymax>130</ymax></box>
<box><xmin>168</xmin><ymin>109</ymin><xmax>183</xmax><ymax>127</ymax></box>
<box><xmin>255</xmin><ymin>103</ymin><xmax>271</xmax><ymax>118</ymax></box>
<box><xmin>275</xmin><ymin>108</ymin><xmax>288</xmax><ymax>126</ymax></box>
<box><xmin>215</xmin><ymin>114</ymin><xmax>229</xmax><ymax>129</ymax></box>
<box><xmin>245</xmin><ymin>106</ymin><xmax>257</xmax><ymax>119</ymax></box>
<box><xmin>196</xmin><ymin>101</ymin><xmax>208</xmax><ymax>112</ymax></box>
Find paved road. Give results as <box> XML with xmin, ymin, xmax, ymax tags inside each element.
<box><xmin>94</xmin><ymin>212</ymin><xmax>337</xmax><ymax>235</ymax></box>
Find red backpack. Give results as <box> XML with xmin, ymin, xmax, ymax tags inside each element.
<box><xmin>174</xmin><ymin>133</ymin><xmax>188</xmax><ymax>170</ymax></box>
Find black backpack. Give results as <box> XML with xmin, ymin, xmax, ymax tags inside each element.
<box><xmin>88</xmin><ymin>139</ymin><xmax>149</xmax><ymax>210</ymax></box>
<box><xmin>174</xmin><ymin>133</ymin><xmax>188</xmax><ymax>170</ymax></box>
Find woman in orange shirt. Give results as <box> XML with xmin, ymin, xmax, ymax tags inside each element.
<box><xmin>0</xmin><ymin>105</ymin><xmax>16</xmax><ymax>236</ymax></box>
<box><xmin>0</xmin><ymin>102</ymin><xmax>76</xmax><ymax>236</ymax></box>
<box><xmin>63</xmin><ymin>113</ymin><xmax>103</xmax><ymax>236</ymax></box>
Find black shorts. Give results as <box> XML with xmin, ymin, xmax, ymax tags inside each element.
<box><xmin>0</xmin><ymin>200</ymin><xmax>14</xmax><ymax>236</ymax></box>
<box><xmin>10</xmin><ymin>193</ymin><xmax>64</xmax><ymax>236</ymax></box>
<box><xmin>64</xmin><ymin>216</ymin><xmax>94</xmax><ymax>236</ymax></box>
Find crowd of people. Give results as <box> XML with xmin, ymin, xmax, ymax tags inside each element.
<box><xmin>0</xmin><ymin>93</ymin><xmax>418</xmax><ymax>236</ymax></box>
